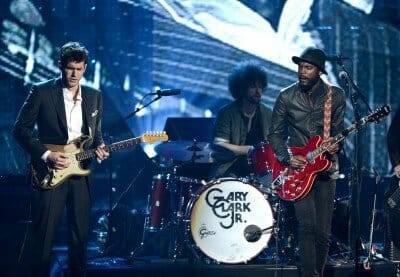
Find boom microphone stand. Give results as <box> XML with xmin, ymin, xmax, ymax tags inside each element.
<box><xmin>95</xmin><ymin>89</ymin><xmax>166</xmax><ymax>259</ymax></box>
<box><xmin>363</xmin><ymin>168</ymin><xmax>380</xmax><ymax>271</ymax></box>
<box><xmin>124</xmin><ymin>90</ymin><xmax>174</xmax><ymax>263</ymax></box>
<box><xmin>336</xmin><ymin>59</ymin><xmax>373</xmax><ymax>275</ymax></box>
<box><xmin>124</xmin><ymin>95</ymin><xmax>161</xmax><ymax>120</ymax></box>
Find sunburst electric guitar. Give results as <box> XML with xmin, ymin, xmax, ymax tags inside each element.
<box><xmin>31</xmin><ymin>132</ymin><xmax>168</xmax><ymax>190</ymax></box>
<box><xmin>268</xmin><ymin>105</ymin><xmax>390</xmax><ymax>201</ymax></box>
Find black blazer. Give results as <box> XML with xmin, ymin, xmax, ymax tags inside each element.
<box><xmin>12</xmin><ymin>77</ymin><xmax>104</xmax><ymax>161</ymax></box>
<box><xmin>388</xmin><ymin>108</ymin><xmax>400</xmax><ymax>168</ymax></box>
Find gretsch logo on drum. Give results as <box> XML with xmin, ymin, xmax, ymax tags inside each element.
<box><xmin>205</xmin><ymin>188</ymin><xmax>251</xmax><ymax>229</ymax></box>
<box><xmin>198</xmin><ymin>224</ymin><xmax>216</xmax><ymax>239</ymax></box>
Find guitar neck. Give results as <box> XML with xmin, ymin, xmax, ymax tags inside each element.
<box><xmin>76</xmin><ymin>136</ymin><xmax>142</xmax><ymax>161</ymax></box>
<box><xmin>309</xmin><ymin>124</ymin><xmax>358</xmax><ymax>160</ymax></box>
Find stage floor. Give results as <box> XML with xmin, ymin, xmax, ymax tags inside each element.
<box><xmin>53</xmin><ymin>256</ymin><xmax>398</xmax><ymax>277</ymax></box>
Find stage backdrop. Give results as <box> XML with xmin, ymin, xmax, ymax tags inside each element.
<box><xmin>0</xmin><ymin>1</ymin><xmax>399</xmax><ymax>241</ymax></box>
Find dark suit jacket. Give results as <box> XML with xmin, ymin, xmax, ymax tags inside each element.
<box><xmin>388</xmin><ymin>108</ymin><xmax>400</xmax><ymax>168</ymax></box>
<box><xmin>268</xmin><ymin>80</ymin><xmax>346</xmax><ymax>165</ymax></box>
<box><xmin>12</xmin><ymin>77</ymin><xmax>104</xmax><ymax>161</ymax></box>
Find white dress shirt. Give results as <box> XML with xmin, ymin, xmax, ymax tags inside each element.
<box><xmin>63</xmin><ymin>86</ymin><xmax>83</xmax><ymax>143</ymax></box>
<box><xmin>41</xmin><ymin>86</ymin><xmax>83</xmax><ymax>161</ymax></box>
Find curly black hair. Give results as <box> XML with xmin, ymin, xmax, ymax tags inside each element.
<box><xmin>58</xmin><ymin>41</ymin><xmax>89</xmax><ymax>69</ymax></box>
<box><xmin>228</xmin><ymin>61</ymin><xmax>268</xmax><ymax>100</ymax></box>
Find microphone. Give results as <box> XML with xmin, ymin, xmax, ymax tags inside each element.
<box><xmin>326</xmin><ymin>55</ymin><xmax>351</xmax><ymax>62</ymax></box>
<box><xmin>151</xmin><ymin>89</ymin><xmax>181</xmax><ymax>97</ymax></box>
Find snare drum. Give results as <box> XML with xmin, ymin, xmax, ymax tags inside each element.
<box><xmin>186</xmin><ymin>178</ymin><xmax>274</xmax><ymax>264</ymax></box>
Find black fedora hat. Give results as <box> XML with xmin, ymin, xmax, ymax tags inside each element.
<box><xmin>292</xmin><ymin>47</ymin><xmax>327</xmax><ymax>74</ymax></box>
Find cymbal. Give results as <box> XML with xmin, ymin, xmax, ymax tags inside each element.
<box><xmin>155</xmin><ymin>140</ymin><xmax>213</xmax><ymax>163</ymax></box>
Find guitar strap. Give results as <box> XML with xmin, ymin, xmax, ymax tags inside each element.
<box><xmin>323</xmin><ymin>85</ymin><xmax>333</xmax><ymax>139</ymax></box>
<box><xmin>323</xmin><ymin>85</ymin><xmax>340</xmax><ymax>178</ymax></box>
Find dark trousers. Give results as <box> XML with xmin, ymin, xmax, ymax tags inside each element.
<box><xmin>27</xmin><ymin>177</ymin><xmax>91</xmax><ymax>277</ymax></box>
<box><xmin>294</xmin><ymin>179</ymin><xmax>336</xmax><ymax>277</ymax></box>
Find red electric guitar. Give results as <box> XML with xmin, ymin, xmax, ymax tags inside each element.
<box><xmin>251</xmin><ymin>105</ymin><xmax>390</xmax><ymax>201</ymax></box>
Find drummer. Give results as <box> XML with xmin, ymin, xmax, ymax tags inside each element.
<box><xmin>210</xmin><ymin>61</ymin><xmax>273</xmax><ymax>178</ymax></box>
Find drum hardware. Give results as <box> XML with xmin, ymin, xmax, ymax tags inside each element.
<box><xmin>384</xmin><ymin>177</ymin><xmax>400</xmax><ymax>262</ymax></box>
<box><xmin>167</xmin><ymin>176</ymin><xmax>206</xmax><ymax>261</ymax></box>
<box><xmin>155</xmin><ymin>140</ymin><xmax>215</xmax><ymax>180</ymax></box>
<box><xmin>129</xmin><ymin>172</ymin><xmax>205</xmax><ymax>262</ymax></box>
<box><xmin>155</xmin><ymin>140</ymin><xmax>214</xmax><ymax>164</ymax></box>
<box><xmin>244</xmin><ymin>224</ymin><xmax>274</xmax><ymax>242</ymax></box>
<box><xmin>187</xmin><ymin>140</ymin><xmax>204</xmax><ymax>163</ymax></box>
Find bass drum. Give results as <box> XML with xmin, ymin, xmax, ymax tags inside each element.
<box><xmin>186</xmin><ymin>178</ymin><xmax>274</xmax><ymax>264</ymax></box>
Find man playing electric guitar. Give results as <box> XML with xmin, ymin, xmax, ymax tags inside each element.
<box><xmin>12</xmin><ymin>42</ymin><xmax>109</xmax><ymax>276</ymax></box>
<box><xmin>268</xmin><ymin>47</ymin><xmax>346</xmax><ymax>277</ymax></box>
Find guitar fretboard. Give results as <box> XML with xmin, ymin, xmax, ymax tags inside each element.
<box><xmin>307</xmin><ymin>124</ymin><xmax>358</xmax><ymax>162</ymax></box>
<box><xmin>75</xmin><ymin>137</ymin><xmax>142</xmax><ymax>161</ymax></box>
<box><xmin>307</xmin><ymin>105</ymin><xmax>389</xmax><ymax>162</ymax></box>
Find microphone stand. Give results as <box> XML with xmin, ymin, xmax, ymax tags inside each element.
<box><xmin>124</xmin><ymin>94</ymin><xmax>162</xmax><ymax>120</ymax></box>
<box><xmin>123</xmin><ymin>91</ymin><xmax>165</xmax><ymax>262</ymax></box>
<box><xmin>336</xmin><ymin>60</ymin><xmax>373</xmax><ymax>275</ymax></box>
<box><xmin>362</xmin><ymin>168</ymin><xmax>381</xmax><ymax>271</ymax></box>
<box><xmin>99</xmin><ymin>92</ymin><xmax>163</xmax><ymax>257</ymax></box>
<box><xmin>124</xmin><ymin>89</ymin><xmax>180</xmax><ymax>119</ymax></box>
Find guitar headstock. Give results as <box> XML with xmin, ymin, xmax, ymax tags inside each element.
<box><xmin>362</xmin><ymin>105</ymin><xmax>391</xmax><ymax>124</ymax></box>
<box><xmin>141</xmin><ymin>131</ymin><xmax>169</xmax><ymax>143</ymax></box>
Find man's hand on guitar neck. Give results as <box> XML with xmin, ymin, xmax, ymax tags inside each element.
<box><xmin>95</xmin><ymin>143</ymin><xmax>109</xmax><ymax>163</ymax></box>
<box><xmin>321</xmin><ymin>137</ymin><xmax>339</xmax><ymax>155</ymax></box>
<box><xmin>47</xmin><ymin>152</ymin><xmax>70</xmax><ymax>169</ymax></box>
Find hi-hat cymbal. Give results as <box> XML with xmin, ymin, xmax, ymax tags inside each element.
<box><xmin>155</xmin><ymin>140</ymin><xmax>213</xmax><ymax>163</ymax></box>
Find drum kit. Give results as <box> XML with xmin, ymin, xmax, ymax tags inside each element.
<box><xmin>129</xmin><ymin>140</ymin><xmax>298</xmax><ymax>264</ymax></box>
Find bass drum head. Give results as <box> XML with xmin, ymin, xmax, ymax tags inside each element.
<box><xmin>188</xmin><ymin>178</ymin><xmax>274</xmax><ymax>264</ymax></box>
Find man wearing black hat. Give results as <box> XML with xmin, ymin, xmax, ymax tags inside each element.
<box><xmin>268</xmin><ymin>47</ymin><xmax>346</xmax><ymax>277</ymax></box>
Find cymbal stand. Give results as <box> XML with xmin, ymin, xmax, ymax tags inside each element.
<box><xmin>188</xmin><ymin>139</ymin><xmax>202</xmax><ymax>163</ymax></box>
<box><xmin>362</xmin><ymin>168</ymin><xmax>391</xmax><ymax>270</ymax></box>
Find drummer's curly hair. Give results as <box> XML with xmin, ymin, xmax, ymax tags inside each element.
<box><xmin>228</xmin><ymin>61</ymin><xmax>268</xmax><ymax>100</ymax></box>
